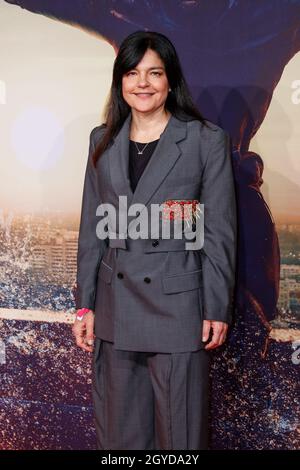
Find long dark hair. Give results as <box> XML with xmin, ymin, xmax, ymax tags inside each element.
<box><xmin>92</xmin><ymin>30</ymin><xmax>207</xmax><ymax>167</ymax></box>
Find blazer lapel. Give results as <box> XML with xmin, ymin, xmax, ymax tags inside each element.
<box><xmin>108</xmin><ymin>112</ymin><xmax>187</xmax><ymax>234</ymax></box>
<box><xmin>108</xmin><ymin>113</ymin><xmax>133</xmax><ymax>206</ymax></box>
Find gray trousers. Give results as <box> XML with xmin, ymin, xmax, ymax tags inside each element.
<box><xmin>92</xmin><ymin>338</ymin><xmax>211</xmax><ymax>450</ymax></box>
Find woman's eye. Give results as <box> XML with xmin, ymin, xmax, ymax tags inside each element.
<box><xmin>126</xmin><ymin>71</ymin><xmax>162</xmax><ymax>77</ymax></box>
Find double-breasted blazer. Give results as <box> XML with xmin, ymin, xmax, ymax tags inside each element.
<box><xmin>76</xmin><ymin>112</ymin><xmax>237</xmax><ymax>353</ymax></box>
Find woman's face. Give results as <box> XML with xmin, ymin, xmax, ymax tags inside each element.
<box><xmin>122</xmin><ymin>48</ymin><xmax>170</xmax><ymax>114</ymax></box>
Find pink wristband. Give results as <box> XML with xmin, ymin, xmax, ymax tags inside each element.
<box><xmin>76</xmin><ymin>308</ymin><xmax>93</xmax><ymax>321</ymax></box>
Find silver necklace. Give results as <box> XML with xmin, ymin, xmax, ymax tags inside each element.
<box><xmin>133</xmin><ymin>141</ymin><xmax>150</xmax><ymax>155</ymax></box>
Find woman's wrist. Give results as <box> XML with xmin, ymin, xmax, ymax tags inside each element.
<box><xmin>76</xmin><ymin>308</ymin><xmax>94</xmax><ymax>321</ymax></box>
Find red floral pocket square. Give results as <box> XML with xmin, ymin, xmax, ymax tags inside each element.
<box><xmin>161</xmin><ymin>199</ymin><xmax>202</xmax><ymax>228</ymax></box>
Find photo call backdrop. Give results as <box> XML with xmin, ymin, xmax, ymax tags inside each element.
<box><xmin>0</xmin><ymin>0</ymin><xmax>299</xmax><ymax>450</ymax></box>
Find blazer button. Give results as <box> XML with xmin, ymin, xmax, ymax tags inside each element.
<box><xmin>152</xmin><ymin>240</ymin><xmax>159</xmax><ymax>247</ymax></box>
<box><xmin>117</xmin><ymin>272</ymin><xmax>124</xmax><ymax>279</ymax></box>
<box><xmin>144</xmin><ymin>277</ymin><xmax>151</xmax><ymax>283</ymax></box>
<box><xmin>136</xmin><ymin>211</ymin><xmax>140</xmax><ymax>216</ymax></box>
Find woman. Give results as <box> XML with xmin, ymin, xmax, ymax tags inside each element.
<box><xmin>72</xmin><ymin>31</ymin><xmax>237</xmax><ymax>450</ymax></box>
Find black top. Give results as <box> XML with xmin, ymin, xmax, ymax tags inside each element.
<box><xmin>129</xmin><ymin>138</ymin><xmax>159</xmax><ymax>193</ymax></box>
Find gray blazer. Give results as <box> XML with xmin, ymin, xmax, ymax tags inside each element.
<box><xmin>76</xmin><ymin>112</ymin><xmax>237</xmax><ymax>353</ymax></box>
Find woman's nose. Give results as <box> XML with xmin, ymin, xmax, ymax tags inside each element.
<box><xmin>137</xmin><ymin>74</ymin><xmax>149</xmax><ymax>86</ymax></box>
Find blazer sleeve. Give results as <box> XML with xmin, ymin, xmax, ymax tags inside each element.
<box><xmin>199</xmin><ymin>127</ymin><xmax>237</xmax><ymax>325</ymax></box>
<box><xmin>75</xmin><ymin>126</ymin><xmax>108</xmax><ymax>310</ymax></box>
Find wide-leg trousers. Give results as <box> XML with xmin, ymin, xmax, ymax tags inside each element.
<box><xmin>92</xmin><ymin>338</ymin><xmax>211</xmax><ymax>450</ymax></box>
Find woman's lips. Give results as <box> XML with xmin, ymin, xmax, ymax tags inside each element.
<box><xmin>134</xmin><ymin>93</ymin><xmax>154</xmax><ymax>99</ymax></box>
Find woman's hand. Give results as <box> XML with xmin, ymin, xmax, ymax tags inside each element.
<box><xmin>72</xmin><ymin>310</ymin><xmax>95</xmax><ymax>353</ymax></box>
<box><xmin>202</xmin><ymin>320</ymin><xmax>228</xmax><ymax>350</ymax></box>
